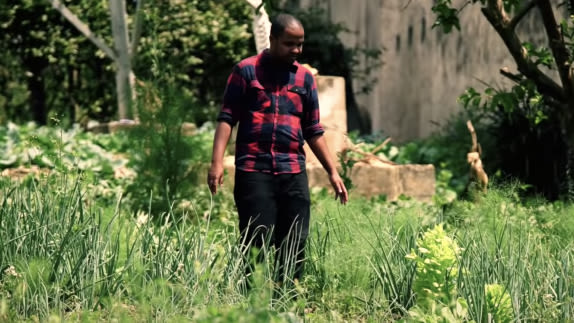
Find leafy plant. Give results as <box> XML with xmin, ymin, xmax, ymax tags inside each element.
<box><xmin>485</xmin><ymin>284</ymin><xmax>514</xmax><ymax>323</ymax></box>
<box><xmin>405</xmin><ymin>224</ymin><xmax>469</xmax><ymax>321</ymax></box>
<box><xmin>125</xmin><ymin>78</ymin><xmax>201</xmax><ymax>217</ymax></box>
<box><xmin>0</xmin><ymin>122</ymin><xmax>130</xmax><ymax>177</ymax></box>
<box><xmin>136</xmin><ymin>0</ymin><xmax>253</xmax><ymax>125</ymax></box>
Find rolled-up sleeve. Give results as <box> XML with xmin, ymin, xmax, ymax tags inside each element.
<box><xmin>302</xmin><ymin>74</ymin><xmax>325</xmax><ymax>140</ymax></box>
<box><xmin>217</xmin><ymin>65</ymin><xmax>246</xmax><ymax>126</ymax></box>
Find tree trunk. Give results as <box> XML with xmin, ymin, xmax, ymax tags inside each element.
<box><xmin>564</xmin><ymin>125</ymin><xmax>574</xmax><ymax>201</ymax></box>
<box><xmin>68</xmin><ymin>66</ymin><xmax>76</xmax><ymax>123</ymax></box>
<box><xmin>109</xmin><ymin>0</ymin><xmax>133</xmax><ymax>120</ymax></box>
<box><xmin>48</xmin><ymin>0</ymin><xmax>140</xmax><ymax>121</ymax></box>
<box><xmin>27</xmin><ymin>64</ymin><xmax>47</xmax><ymax>125</ymax></box>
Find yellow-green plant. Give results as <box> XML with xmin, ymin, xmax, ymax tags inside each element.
<box><xmin>485</xmin><ymin>284</ymin><xmax>514</xmax><ymax>323</ymax></box>
<box><xmin>406</xmin><ymin>224</ymin><xmax>469</xmax><ymax>321</ymax></box>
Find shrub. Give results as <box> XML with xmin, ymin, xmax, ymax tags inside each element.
<box><xmin>405</xmin><ymin>224</ymin><xmax>469</xmax><ymax>321</ymax></box>
<box><xmin>125</xmin><ymin>78</ymin><xmax>201</xmax><ymax>217</ymax></box>
<box><xmin>485</xmin><ymin>284</ymin><xmax>514</xmax><ymax>323</ymax></box>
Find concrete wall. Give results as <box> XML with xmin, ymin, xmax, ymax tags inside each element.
<box><xmin>298</xmin><ymin>0</ymin><xmax>561</xmax><ymax>141</ymax></box>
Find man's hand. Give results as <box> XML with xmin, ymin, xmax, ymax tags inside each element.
<box><xmin>208</xmin><ymin>122</ymin><xmax>233</xmax><ymax>194</ymax></box>
<box><xmin>207</xmin><ymin>163</ymin><xmax>224</xmax><ymax>194</ymax></box>
<box><xmin>307</xmin><ymin>135</ymin><xmax>349</xmax><ymax>205</ymax></box>
<box><xmin>329</xmin><ymin>172</ymin><xmax>348</xmax><ymax>204</ymax></box>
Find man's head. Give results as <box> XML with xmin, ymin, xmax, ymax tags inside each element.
<box><xmin>269</xmin><ymin>14</ymin><xmax>304</xmax><ymax>65</ymax></box>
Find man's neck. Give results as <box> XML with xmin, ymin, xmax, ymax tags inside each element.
<box><xmin>264</xmin><ymin>50</ymin><xmax>295</xmax><ymax>69</ymax></box>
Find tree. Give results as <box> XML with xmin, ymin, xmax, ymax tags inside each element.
<box><xmin>0</xmin><ymin>0</ymin><xmax>116</xmax><ymax>125</ymax></box>
<box><xmin>0</xmin><ymin>1</ymin><xmax>253</xmax><ymax>125</ymax></box>
<box><xmin>47</xmin><ymin>0</ymin><xmax>142</xmax><ymax>120</ymax></box>
<box><xmin>433</xmin><ymin>0</ymin><xmax>574</xmax><ymax>199</ymax></box>
<box><xmin>132</xmin><ymin>0</ymin><xmax>253</xmax><ymax>124</ymax></box>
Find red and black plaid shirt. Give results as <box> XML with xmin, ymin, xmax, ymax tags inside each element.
<box><xmin>217</xmin><ymin>50</ymin><xmax>324</xmax><ymax>174</ymax></box>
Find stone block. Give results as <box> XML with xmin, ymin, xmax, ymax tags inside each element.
<box><xmin>399</xmin><ymin>164</ymin><xmax>436</xmax><ymax>201</ymax></box>
<box><xmin>349</xmin><ymin>161</ymin><xmax>402</xmax><ymax>200</ymax></box>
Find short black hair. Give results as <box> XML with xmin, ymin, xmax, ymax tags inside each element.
<box><xmin>270</xmin><ymin>13</ymin><xmax>303</xmax><ymax>37</ymax></box>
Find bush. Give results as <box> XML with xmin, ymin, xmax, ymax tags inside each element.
<box><xmin>125</xmin><ymin>78</ymin><xmax>202</xmax><ymax>217</ymax></box>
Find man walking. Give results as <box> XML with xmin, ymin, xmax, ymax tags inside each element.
<box><xmin>208</xmin><ymin>13</ymin><xmax>348</xmax><ymax>285</ymax></box>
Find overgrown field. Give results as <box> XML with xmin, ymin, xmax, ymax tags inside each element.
<box><xmin>1</xmin><ymin>123</ymin><xmax>574</xmax><ymax>322</ymax></box>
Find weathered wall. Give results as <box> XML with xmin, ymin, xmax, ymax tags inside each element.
<box><xmin>298</xmin><ymin>0</ymin><xmax>560</xmax><ymax>141</ymax></box>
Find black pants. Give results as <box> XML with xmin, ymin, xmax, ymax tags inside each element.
<box><xmin>234</xmin><ymin>170</ymin><xmax>310</xmax><ymax>283</ymax></box>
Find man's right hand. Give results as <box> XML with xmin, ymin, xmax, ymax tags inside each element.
<box><xmin>208</xmin><ymin>121</ymin><xmax>233</xmax><ymax>194</ymax></box>
<box><xmin>207</xmin><ymin>163</ymin><xmax>224</xmax><ymax>194</ymax></box>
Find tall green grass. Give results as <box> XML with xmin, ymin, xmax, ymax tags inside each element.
<box><xmin>1</xmin><ymin>176</ymin><xmax>574</xmax><ymax>322</ymax></box>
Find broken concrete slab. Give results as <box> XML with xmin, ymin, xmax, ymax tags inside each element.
<box><xmin>306</xmin><ymin>160</ymin><xmax>435</xmax><ymax>202</ymax></box>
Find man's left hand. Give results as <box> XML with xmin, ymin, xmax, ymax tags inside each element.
<box><xmin>329</xmin><ymin>173</ymin><xmax>348</xmax><ymax>205</ymax></box>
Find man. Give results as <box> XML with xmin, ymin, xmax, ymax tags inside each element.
<box><xmin>208</xmin><ymin>13</ymin><xmax>348</xmax><ymax>285</ymax></box>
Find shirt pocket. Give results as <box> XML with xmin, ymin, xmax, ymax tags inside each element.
<box><xmin>286</xmin><ymin>85</ymin><xmax>307</xmax><ymax>116</ymax></box>
<box><xmin>247</xmin><ymin>80</ymin><xmax>269</xmax><ymax>112</ymax></box>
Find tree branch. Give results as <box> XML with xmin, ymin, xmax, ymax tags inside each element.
<box><xmin>481</xmin><ymin>1</ymin><xmax>565</xmax><ymax>102</ymax></box>
<box><xmin>130</xmin><ymin>0</ymin><xmax>144</xmax><ymax>59</ymax></box>
<box><xmin>509</xmin><ymin>0</ymin><xmax>537</xmax><ymax>30</ymax></box>
<box><xmin>537</xmin><ymin>0</ymin><xmax>574</xmax><ymax>107</ymax></box>
<box><xmin>487</xmin><ymin>0</ymin><xmax>511</xmax><ymax>24</ymax></box>
<box><xmin>47</xmin><ymin>0</ymin><xmax>117</xmax><ymax>61</ymax></box>
<box><xmin>500</xmin><ymin>67</ymin><xmax>523</xmax><ymax>83</ymax></box>
<box><xmin>499</xmin><ymin>67</ymin><xmax>566</xmax><ymax>111</ymax></box>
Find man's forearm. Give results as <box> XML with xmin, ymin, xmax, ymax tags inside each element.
<box><xmin>211</xmin><ymin>122</ymin><xmax>233</xmax><ymax>165</ymax></box>
<box><xmin>307</xmin><ymin>135</ymin><xmax>337</xmax><ymax>174</ymax></box>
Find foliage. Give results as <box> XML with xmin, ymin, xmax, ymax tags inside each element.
<box><xmin>459</xmin><ymin>80</ymin><xmax>548</xmax><ymax>127</ymax></box>
<box><xmin>1</xmin><ymin>164</ymin><xmax>574</xmax><ymax>321</ymax></box>
<box><xmin>125</xmin><ymin>78</ymin><xmax>208</xmax><ymax>217</ymax></box>
<box><xmin>485</xmin><ymin>284</ymin><xmax>514</xmax><ymax>323</ymax></box>
<box><xmin>431</xmin><ymin>0</ymin><xmax>574</xmax><ymax>200</ymax></box>
<box><xmin>0</xmin><ymin>0</ymin><xmax>253</xmax><ymax>126</ymax></box>
<box><xmin>460</xmin><ymin>82</ymin><xmax>568</xmax><ymax>200</ymax></box>
<box><xmin>368</xmin><ymin>219</ymin><xmax>417</xmax><ymax>315</ymax></box>
<box><xmin>447</xmin><ymin>185</ymin><xmax>574</xmax><ymax>321</ymax></box>
<box><xmin>135</xmin><ymin>0</ymin><xmax>253</xmax><ymax>125</ymax></box>
<box><xmin>405</xmin><ymin>224</ymin><xmax>469</xmax><ymax>322</ymax></box>
<box><xmin>1</xmin><ymin>0</ymin><xmax>382</xmax><ymax>136</ymax></box>
<box><xmin>2</xmin><ymin>126</ymin><xmax>574</xmax><ymax>321</ymax></box>
<box><xmin>0</xmin><ymin>0</ymin><xmax>114</xmax><ymax>126</ymax></box>
<box><xmin>337</xmin><ymin>149</ymin><xmax>357</xmax><ymax>191</ymax></box>
<box><xmin>0</xmin><ymin>122</ymin><xmax>129</xmax><ymax>178</ymax></box>
<box><xmin>432</xmin><ymin>1</ymin><xmax>528</xmax><ymax>33</ymax></box>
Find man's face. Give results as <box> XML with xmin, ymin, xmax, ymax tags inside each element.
<box><xmin>269</xmin><ymin>23</ymin><xmax>304</xmax><ymax>65</ymax></box>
